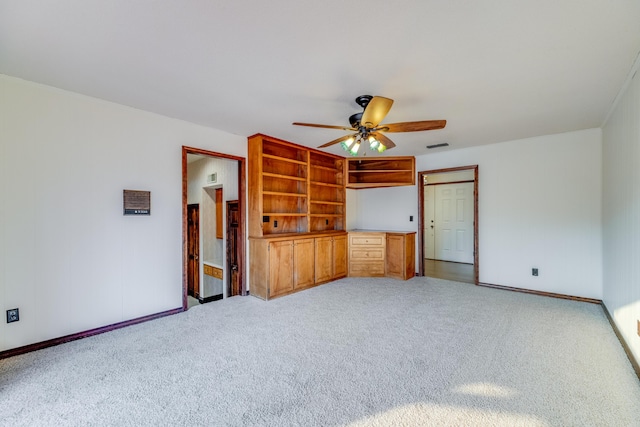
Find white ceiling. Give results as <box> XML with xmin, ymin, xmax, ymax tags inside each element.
<box><xmin>2</xmin><ymin>1</ymin><xmax>640</xmax><ymax>157</ymax></box>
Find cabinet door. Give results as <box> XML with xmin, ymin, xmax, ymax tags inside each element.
<box><xmin>385</xmin><ymin>234</ymin><xmax>405</xmax><ymax>279</ymax></box>
<box><xmin>332</xmin><ymin>235</ymin><xmax>347</xmax><ymax>278</ymax></box>
<box><xmin>294</xmin><ymin>238</ymin><xmax>315</xmax><ymax>289</ymax></box>
<box><xmin>269</xmin><ymin>240</ymin><xmax>294</xmax><ymax>296</ymax></box>
<box><xmin>404</xmin><ymin>233</ymin><xmax>415</xmax><ymax>279</ymax></box>
<box><xmin>314</xmin><ymin>237</ymin><xmax>333</xmax><ymax>283</ymax></box>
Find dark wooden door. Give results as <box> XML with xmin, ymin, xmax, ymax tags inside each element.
<box><xmin>187</xmin><ymin>204</ymin><xmax>199</xmax><ymax>297</ymax></box>
<box><xmin>226</xmin><ymin>200</ymin><xmax>241</xmax><ymax>296</ymax></box>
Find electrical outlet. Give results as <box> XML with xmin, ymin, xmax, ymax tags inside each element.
<box><xmin>410</xmin><ymin>216</ymin><xmax>413</xmax><ymax>222</ymax></box>
<box><xmin>532</xmin><ymin>268</ymin><xmax>538</xmax><ymax>276</ymax></box>
<box><xmin>6</xmin><ymin>308</ymin><xmax>19</xmax><ymax>323</ymax></box>
<box><xmin>273</xmin><ymin>220</ymin><xmax>278</xmax><ymax>228</ymax></box>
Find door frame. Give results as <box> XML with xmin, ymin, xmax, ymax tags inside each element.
<box><xmin>182</xmin><ymin>146</ymin><xmax>247</xmax><ymax>310</ymax></box>
<box><xmin>417</xmin><ymin>165</ymin><xmax>479</xmax><ymax>284</ymax></box>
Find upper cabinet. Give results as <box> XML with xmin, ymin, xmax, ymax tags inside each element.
<box><xmin>346</xmin><ymin>156</ymin><xmax>415</xmax><ymax>189</ymax></box>
<box><xmin>248</xmin><ymin>134</ymin><xmax>345</xmax><ymax>237</ymax></box>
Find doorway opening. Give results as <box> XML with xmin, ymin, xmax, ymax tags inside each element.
<box><xmin>182</xmin><ymin>147</ymin><xmax>246</xmax><ymax>311</ymax></box>
<box><xmin>418</xmin><ymin>165</ymin><xmax>478</xmax><ymax>284</ymax></box>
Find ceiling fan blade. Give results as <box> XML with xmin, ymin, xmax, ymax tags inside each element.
<box><xmin>360</xmin><ymin>96</ymin><xmax>394</xmax><ymax>128</ymax></box>
<box><xmin>317</xmin><ymin>133</ymin><xmax>357</xmax><ymax>148</ymax></box>
<box><xmin>381</xmin><ymin>120</ymin><xmax>446</xmax><ymax>133</ymax></box>
<box><xmin>293</xmin><ymin>122</ymin><xmax>356</xmax><ymax>131</ymax></box>
<box><xmin>373</xmin><ymin>132</ymin><xmax>396</xmax><ymax>149</ymax></box>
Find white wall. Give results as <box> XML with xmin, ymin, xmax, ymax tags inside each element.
<box><xmin>0</xmin><ymin>75</ymin><xmax>246</xmax><ymax>352</ymax></box>
<box><xmin>602</xmin><ymin>65</ymin><xmax>640</xmax><ymax>364</ymax></box>
<box><xmin>353</xmin><ymin>128</ymin><xmax>603</xmax><ymax>299</ymax></box>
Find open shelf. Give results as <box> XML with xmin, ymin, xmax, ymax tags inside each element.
<box><xmin>249</xmin><ymin>134</ymin><xmax>346</xmax><ymax>236</ymax></box>
<box><xmin>346</xmin><ymin>156</ymin><xmax>415</xmax><ymax>188</ymax></box>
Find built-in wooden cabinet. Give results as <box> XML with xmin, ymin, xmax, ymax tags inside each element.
<box><xmin>348</xmin><ymin>231</ymin><xmax>416</xmax><ymax>280</ymax></box>
<box><xmin>265</xmin><ymin>238</ymin><xmax>315</xmax><ymax>298</ymax></box>
<box><xmin>250</xmin><ymin>231</ymin><xmax>346</xmax><ymax>300</ymax></box>
<box><xmin>249</xmin><ymin>134</ymin><xmax>345</xmax><ymax>236</ymax></box>
<box><xmin>249</xmin><ymin>134</ymin><xmax>348</xmax><ymax>300</ymax></box>
<box><xmin>293</xmin><ymin>238</ymin><xmax>315</xmax><ymax>290</ymax></box>
<box><xmin>348</xmin><ymin>232</ymin><xmax>386</xmax><ymax>277</ymax></box>
<box><xmin>315</xmin><ymin>234</ymin><xmax>347</xmax><ymax>283</ymax></box>
<box><xmin>309</xmin><ymin>152</ymin><xmax>345</xmax><ymax>233</ymax></box>
<box><xmin>346</xmin><ymin>156</ymin><xmax>415</xmax><ymax>189</ymax></box>
<box><xmin>386</xmin><ymin>232</ymin><xmax>416</xmax><ymax>280</ymax></box>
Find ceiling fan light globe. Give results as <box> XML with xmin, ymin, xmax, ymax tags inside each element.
<box><xmin>349</xmin><ymin>142</ymin><xmax>361</xmax><ymax>156</ymax></box>
<box><xmin>340</xmin><ymin>137</ymin><xmax>356</xmax><ymax>152</ymax></box>
<box><xmin>376</xmin><ymin>143</ymin><xmax>387</xmax><ymax>153</ymax></box>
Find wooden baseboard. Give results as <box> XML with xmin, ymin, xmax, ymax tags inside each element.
<box><xmin>199</xmin><ymin>294</ymin><xmax>223</xmax><ymax>303</ymax></box>
<box><xmin>477</xmin><ymin>282</ymin><xmax>602</xmax><ymax>304</ymax></box>
<box><xmin>0</xmin><ymin>307</ymin><xmax>183</xmax><ymax>360</ymax></box>
<box><xmin>600</xmin><ymin>303</ymin><xmax>640</xmax><ymax>380</ymax></box>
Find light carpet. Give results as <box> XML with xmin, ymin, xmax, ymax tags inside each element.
<box><xmin>1</xmin><ymin>277</ymin><xmax>639</xmax><ymax>426</ymax></box>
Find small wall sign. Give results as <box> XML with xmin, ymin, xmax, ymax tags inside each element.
<box><xmin>123</xmin><ymin>190</ymin><xmax>151</xmax><ymax>215</ymax></box>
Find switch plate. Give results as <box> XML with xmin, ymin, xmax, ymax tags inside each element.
<box><xmin>532</xmin><ymin>268</ymin><xmax>538</xmax><ymax>276</ymax></box>
<box><xmin>409</xmin><ymin>216</ymin><xmax>413</xmax><ymax>222</ymax></box>
<box><xmin>6</xmin><ymin>308</ymin><xmax>19</xmax><ymax>323</ymax></box>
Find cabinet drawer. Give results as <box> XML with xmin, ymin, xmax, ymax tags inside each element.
<box><xmin>350</xmin><ymin>234</ymin><xmax>385</xmax><ymax>246</ymax></box>
<box><xmin>349</xmin><ymin>248</ymin><xmax>385</xmax><ymax>261</ymax></box>
<box><xmin>349</xmin><ymin>261</ymin><xmax>385</xmax><ymax>276</ymax></box>
<box><xmin>204</xmin><ymin>265</ymin><xmax>223</xmax><ymax>279</ymax></box>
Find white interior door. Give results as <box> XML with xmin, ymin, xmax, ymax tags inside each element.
<box><xmin>423</xmin><ymin>185</ymin><xmax>435</xmax><ymax>259</ymax></box>
<box><xmin>434</xmin><ymin>182</ymin><xmax>474</xmax><ymax>263</ymax></box>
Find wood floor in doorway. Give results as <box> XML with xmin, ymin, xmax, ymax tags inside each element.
<box><xmin>425</xmin><ymin>259</ymin><xmax>474</xmax><ymax>284</ymax></box>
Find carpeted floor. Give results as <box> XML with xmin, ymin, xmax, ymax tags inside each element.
<box><xmin>1</xmin><ymin>277</ymin><xmax>639</xmax><ymax>426</ymax></box>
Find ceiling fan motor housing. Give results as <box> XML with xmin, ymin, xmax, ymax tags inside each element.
<box><xmin>355</xmin><ymin>95</ymin><xmax>373</xmax><ymax>109</ymax></box>
<box><xmin>349</xmin><ymin>112</ymin><xmax>363</xmax><ymax>128</ymax></box>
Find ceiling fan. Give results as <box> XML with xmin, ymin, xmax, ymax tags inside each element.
<box><xmin>293</xmin><ymin>95</ymin><xmax>446</xmax><ymax>155</ymax></box>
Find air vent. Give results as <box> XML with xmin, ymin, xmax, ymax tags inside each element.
<box><xmin>207</xmin><ymin>173</ymin><xmax>217</xmax><ymax>183</ymax></box>
<box><xmin>426</xmin><ymin>143</ymin><xmax>449</xmax><ymax>149</ymax></box>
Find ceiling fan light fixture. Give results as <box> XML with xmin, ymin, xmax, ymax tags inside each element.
<box><xmin>340</xmin><ymin>137</ymin><xmax>355</xmax><ymax>151</ymax></box>
<box><xmin>348</xmin><ymin>140</ymin><xmax>361</xmax><ymax>156</ymax></box>
<box><xmin>294</xmin><ymin>94</ymin><xmax>447</xmax><ymax>154</ymax></box>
